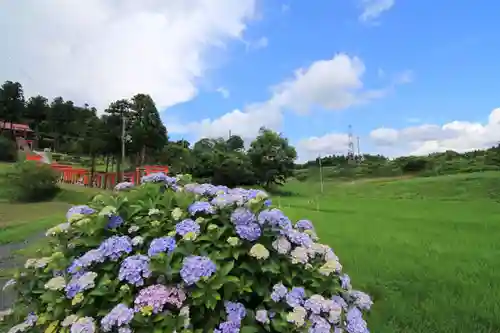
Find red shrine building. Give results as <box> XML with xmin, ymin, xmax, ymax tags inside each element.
<box><xmin>0</xmin><ymin>121</ymin><xmax>35</xmax><ymax>150</ymax></box>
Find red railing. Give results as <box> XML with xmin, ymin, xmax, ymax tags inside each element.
<box><xmin>25</xmin><ymin>156</ymin><xmax>169</xmax><ymax>189</ymax></box>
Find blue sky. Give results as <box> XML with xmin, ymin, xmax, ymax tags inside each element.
<box><xmin>163</xmin><ymin>0</ymin><xmax>500</xmax><ymax>160</ymax></box>
<box><xmin>2</xmin><ymin>0</ymin><xmax>499</xmax><ymax>161</ymax></box>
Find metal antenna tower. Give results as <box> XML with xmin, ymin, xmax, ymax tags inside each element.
<box><xmin>347</xmin><ymin>124</ymin><xmax>355</xmax><ymax>163</ymax></box>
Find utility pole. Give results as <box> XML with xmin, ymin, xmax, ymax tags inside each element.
<box><xmin>318</xmin><ymin>154</ymin><xmax>324</xmax><ymax>194</ymax></box>
<box><xmin>121</xmin><ymin>113</ymin><xmax>126</xmax><ymax>182</ymax></box>
<box><xmin>228</xmin><ymin>130</ymin><xmax>232</xmax><ymax>139</ymax></box>
<box><xmin>347</xmin><ymin>124</ymin><xmax>355</xmax><ymax>164</ymax></box>
<box><xmin>357</xmin><ymin>136</ymin><xmax>361</xmax><ymax>161</ymax></box>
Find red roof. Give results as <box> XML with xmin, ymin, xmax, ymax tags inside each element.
<box><xmin>0</xmin><ymin>121</ymin><xmax>33</xmax><ymax>132</ymax></box>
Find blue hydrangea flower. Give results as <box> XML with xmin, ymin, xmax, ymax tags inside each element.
<box><xmin>270</xmin><ymin>283</ymin><xmax>288</xmax><ymax>302</ymax></box>
<box><xmin>65</xmin><ymin>271</ymin><xmax>98</xmax><ymax>299</ymax></box>
<box><xmin>235</xmin><ymin>223</ymin><xmax>261</xmax><ymax>241</ymax></box>
<box><xmin>68</xmin><ymin>249</ymin><xmax>105</xmax><ymax>276</ymax></box>
<box><xmin>101</xmin><ymin>304</ymin><xmax>134</xmax><ymax>332</ymax></box>
<box><xmin>175</xmin><ymin>219</ymin><xmax>201</xmax><ymax>236</ymax></box>
<box><xmin>224</xmin><ymin>301</ymin><xmax>246</xmax><ymax>323</ymax></box>
<box><xmin>264</xmin><ymin>199</ymin><xmax>272</xmax><ymax>207</ymax></box>
<box><xmin>258</xmin><ymin>209</ymin><xmax>292</xmax><ymax>231</ymax></box>
<box><xmin>107</xmin><ymin>215</ymin><xmax>124</xmax><ymax>229</ymax></box>
<box><xmin>211</xmin><ymin>194</ymin><xmax>243</xmax><ymax>208</ymax></box>
<box><xmin>98</xmin><ymin>236</ymin><xmax>133</xmax><ymax>261</ymax></box>
<box><xmin>119</xmin><ymin>255</ymin><xmax>151</xmax><ymax>286</ymax></box>
<box><xmin>286</xmin><ymin>287</ymin><xmax>305</xmax><ymax>307</ymax></box>
<box><xmin>295</xmin><ymin>219</ymin><xmax>314</xmax><ymax>231</ymax></box>
<box><xmin>188</xmin><ymin>201</ymin><xmax>215</xmax><ymax>215</ymax></box>
<box><xmin>230</xmin><ymin>207</ymin><xmax>256</xmax><ymax>225</ymax></box>
<box><xmin>349</xmin><ymin>290</ymin><xmax>373</xmax><ymax>311</ymax></box>
<box><xmin>345</xmin><ymin>307</ymin><xmax>369</xmax><ymax>333</ymax></box>
<box><xmin>309</xmin><ymin>314</ymin><xmax>332</xmax><ymax>333</ymax></box>
<box><xmin>66</xmin><ymin>205</ymin><xmax>95</xmax><ymax>221</ymax></box>
<box><xmin>148</xmin><ymin>237</ymin><xmax>176</xmax><ymax>257</ymax></box>
<box><xmin>180</xmin><ymin>256</ymin><xmax>216</xmax><ymax>285</ymax></box>
<box><xmin>214</xmin><ymin>320</ymin><xmax>240</xmax><ymax>333</ymax></box>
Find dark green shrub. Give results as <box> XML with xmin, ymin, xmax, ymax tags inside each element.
<box><xmin>1</xmin><ymin>161</ymin><xmax>60</xmax><ymax>202</ymax></box>
<box><xmin>0</xmin><ymin>136</ymin><xmax>16</xmax><ymax>162</ymax></box>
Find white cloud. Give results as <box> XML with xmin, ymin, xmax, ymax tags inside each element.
<box><xmin>369</xmin><ymin>108</ymin><xmax>500</xmax><ymax>155</ymax></box>
<box><xmin>0</xmin><ymin>0</ymin><xmax>256</xmax><ymax>111</ymax></box>
<box><xmin>178</xmin><ymin>54</ymin><xmax>401</xmax><ymax>140</ymax></box>
<box><xmin>216</xmin><ymin>87</ymin><xmax>230</xmax><ymax>99</ymax></box>
<box><xmin>359</xmin><ymin>0</ymin><xmax>395</xmax><ymax>23</ymax></box>
<box><xmin>296</xmin><ymin>133</ymin><xmax>350</xmax><ymax>162</ymax></box>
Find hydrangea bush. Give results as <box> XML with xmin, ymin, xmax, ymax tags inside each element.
<box><xmin>1</xmin><ymin>172</ymin><xmax>372</xmax><ymax>333</ymax></box>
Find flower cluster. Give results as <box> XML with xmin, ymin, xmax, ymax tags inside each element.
<box><xmin>2</xmin><ymin>175</ymin><xmax>372</xmax><ymax>333</ymax></box>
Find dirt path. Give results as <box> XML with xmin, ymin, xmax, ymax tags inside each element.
<box><xmin>0</xmin><ymin>232</ymin><xmax>45</xmax><ymax>310</ymax></box>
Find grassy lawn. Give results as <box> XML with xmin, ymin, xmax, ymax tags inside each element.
<box><xmin>1</xmin><ymin>168</ymin><xmax>500</xmax><ymax>332</ymax></box>
<box><xmin>280</xmin><ymin>172</ymin><xmax>500</xmax><ymax>333</ymax></box>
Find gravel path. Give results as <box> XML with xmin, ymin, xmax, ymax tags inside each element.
<box><xmin>0</xmin><ymin>232</ymin><xmax>45</xmax><ymax>310</ymax></box>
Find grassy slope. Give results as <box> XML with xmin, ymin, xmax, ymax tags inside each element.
<box><xmin>280</xmin><ymin>172</ymin><xmax>500</xmax><ymax>333</ymax></box>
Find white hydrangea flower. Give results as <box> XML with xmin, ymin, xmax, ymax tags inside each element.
<box><xmin>171</xmin><ymin>208</ymin><xmax>183</xmax><ymax>220</ymax></box>
<box><xmin>249</xmin><ymin>244</ymin><xmax>270</xmax><ymax>260</ymax></box>
<box><xmin>99</xmin><ymin>206</ymin><xmax>117</xmax><ymax>216</ymax></box>
<box><xmin>195</xmin><ymin>217</ymin><xmax>205</xmax><ymax>224</ymax></box>
<box><xmin>290</xmin><ymin>247</ymin><xmax>309</xmax><ymax>264</ymax></box>
<box><xmin>148</xmin><ymin>208</ymin><xmax>161</xmax><ymax>216</ymax></box>
<box><xmin>44</xmin><ymin>276</ymin><xmax>66</xmax><ymax>291</ymax></box>
<box><xmin>61</xmin><ymin>314</ymin><xmax>79</xmax><ymax>327</ymax></box>
<box><xmin>7</xmin><ymin>322</ymin><xmax>30</xmax><ymax>333</ymax></box>
<box><xmin>68</xmin><ymin>213</ymin><xmax>85</xmax><ymax>223</ymax></box>
<box><xmin>227</xmin><ymin>237</ymin><xmax>240</xmax><ymax>246</ymax></box>
<box><xmin>180</xmin><ymin>306</ymin><xmax>190</xmax><ymax>328</ymax></box>
<box><xmin>46</xmin><ymin>223</ymin><xmax>71</xmax><ymax>236</ymax></box>
<box><xmin>131</xmin><ymin>236</ymin><xmax>144</xmax><ymax>246</ymax></box>
<box><xmin>34</xmin><ymin>257</ymin><xmax>51</xmax><ymax>268</ymax></box>
<box><xmin>318</xmin><ymin>260</ymin><xmax>342</xmax><ymax>276</ymax></box>
<box><xmin>286</xmin><ymin>306</ymin><xmax>307</xmax><ymax>327</ymax></box>
<box><xmin>128</xmin><ymin>225</ymin><xmax>139</xmax><ymax>233</ymax></box>
<box><xmin>24</xmin><ymin>259</ymin><xmax>37</xmax><ymax>268</ymax></box>
<box><xmin>272</xmin><ymin>237</ymin><xmax>291</xmax><ymax>254</ymax></box>
<box><xmin>78</xmin><ymin>272</ymin><xmax>98</xmax><ymax>290</ymax></box>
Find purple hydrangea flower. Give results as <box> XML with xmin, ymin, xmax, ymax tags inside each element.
<box><xmin>65</xmin><ymin>272</ymin><xmax>97</xmax><ymax>298</ymax></box>
<box><xmin>188</xmin><ymin>201</ymin><xmax>215</xmax><ymax>215</ymax></box>
<box><xmin>148</xmin><ymin>237</ymin><xmax>176</xmax><ymax>257</ymax></box>
<box><xmin>134</xmin><ymin>284</ymin><xmax>186</xmax><ymax>313</ymax></box>
<box><xmin>224</xmin><ymin>301</ymin><xmax>246</xmax><ymax>323</ymax></box>
<box><xmin>107</xmin><ymin>215</ymin><xmax>124</xmax><ymax>229</ymax></box>
<box><xmin>349</xmin><ymin>290</ymin><xmax>373</xmax><ymax>311</ymax></box>
<box><xmin>264</xmin><ymin>199</ymin><xmax>272</xmax><ymax>207</ymax></box>
<box><xmin>332</xmin><ymin>295</ymin><xmax>348</xmax><ymax>309</ymax></box>
<box><xmin>180</xmin><ymin>256</ymin><xmax>216</xmax><ymax>285</ymax></box>
<box><xmin>118</xmin><ymin>328</ymin><xmax>132</xmax><ymax>333</ymax></box>
<box><xmin>211</xmin><ymin>194</ymin><xmax>243</xmax><ymax>208</ymax></box>
<box><xmin>255</xmin><ymin>309</ymin><xmax>269</xmax><ymax>324</ymax></box>
<box><xmin>25</xmin><ymin>313</ymin><xmax>37</xmax><ymax>326</ymax></box>
<box><xmin>285</xmin><ymin>229</ymin><xmax>313</xmax><ymax>248</ymax></box>
<box><xmin>141</xmin><ymin>172</ymin><xmax>170</xmax><ymax>184</ymax></box>
<box><xmin>99</xmin><ymin>236</ymin><xmax>133</xmax><ymax>261</ymax></box>
<box><xmin>214</xmin><ymin>320</ymin><xmax>240</xmax><ymax>333</ymax></box>
<box><xmin>270</xmin><ymin>283</ymin><xmax>288</xmax><ymax>302</ymax></box>
<box><xmin>67</xmin><ymin>205</ymin><xmax>95</xmax><ymax>220</ymax></box>
<box><xmin>175</xmin><ymin>219</ymin><xmax>201</xmax><ymax>236</ymax></box>
<box><xmin>114</xmin><ymin>182</ymin><xmax>134</xmax><ymax>191</ymax></box>
<box><xmin>345</xmin><ymin>307</ymin><xmax>369</xmax><ymax>333</ymax></box>
<box><xmin>309</xmin><ymin>314</ymin><xmax>332</xmax><ymax>333</ymax></box>
<box><xmin>258</xmin><ymin>209</ymin><xmax>292</xmax><ymax>231</ymax></box>
<box><xmin>101</xmin><ymin>304</ymin><xmax>134</xmax><ymax>332</ymax></box>
<box><xmin>235</xmin><ymin>223</ymin><xmax>261</xmax><ymax>241</ymax></box>
<box><xmin>230</xmin><ymin>207</ymin><xmax>256</xmax><ymax>225</ymax></box>
<box><xmin>286</xmin><ymin>287</ymin><xmax>305</xmax><ymax>307</ymax></box>
<box><xmin>295</xmin><ymin>219</ymin><xmax>314</xmax><ymax>231</ymax></box>
<box><xmin>304</xmin><ymin>296</ymin><xmax>324</xmax><ymax>315</ymax></box>
<box><xmin>340</xmin><ymin>274</ymin><xmax>352</xmax><ymax>290</ymax></box>
<box><xmin>70</xmin><ymin>317</ymin><xmax>95</xmax><ymax>333</ymax></box>
<box><xmin>119</xmin><ymin>255</ymin><xmax>151</xmax><ymax>286</ymax></box>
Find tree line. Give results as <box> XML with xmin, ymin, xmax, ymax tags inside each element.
<box><xmin>296</xmin><ymin>146</ymin><xmax>500</xmax><ymax>181</ymax></box>
<box><xmin>0</xmin><ymin>80</ymin><xmax>297</xmax><ymax>188</ymax></box>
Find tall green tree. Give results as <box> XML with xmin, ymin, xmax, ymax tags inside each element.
<box><xmin>0</xmin><ymin>81</ymin><xmax>25</xmax><ymax>136</ymax></box>
<box><xmin>248</xmin><ymin>128</ymin><xmax>297</xmax><ymax>188</ymax></box>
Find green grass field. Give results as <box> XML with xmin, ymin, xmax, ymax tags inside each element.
<box><xmin>280</xmin><ymin>172</ymin><xmax>500</xmax><ymax>332</ymax></box>
<box><xmin>1</xmin><ymin>168</ymin><xmax>500</xmax><ymax>332</ymax></box>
